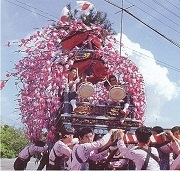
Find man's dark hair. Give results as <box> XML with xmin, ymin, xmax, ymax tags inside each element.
<box><xmin>108</xmin><ymin>75</ymin><xmax>116</xmax><ymax>82</ymax></box>
<box><xmin>78</xmin><ymin>127</ymin><xmax>93</xmax><ymax>138</ymax></box>
<box><xmin>104</xmin><ymin>75</ymin><xmax>116</xmax><ymax>88</ymax></box>
<box><xmin>171</xmin><ymin>126</ymin><xmax>180</xmax><ymax>134</ymax></box>
<box><xmin>61</xmin><ymin>127</ymin><xmax>75</xmax><ymax>138</ymax></box>
<box><xmin>151</xmin><ymin>126</ymin><xmax>163</xmax><ymax>134</ymax></box>
<box><xmin>104</xmin><ymin>80</ymin><xmax>109</xmax><ymax>88</ymax></box>
<box><xmin>135</xmin><ymin>127</ymin><xmax>152</xmax><ymax>143</ymax></box>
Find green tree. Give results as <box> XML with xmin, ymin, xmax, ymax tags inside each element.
<box><xmin>55</xmin><ymin>3</ymin><xmax>116</xmax><ymax>35</ymax></box>
<box><xmin>0</xmin><ymin>125</ymin><xmax>29</xmax><ymax>158</ymax></box>
<box><xmin>77</xmin><ymin>11</ymin><xmax>116</xmax><ymax>35</ymax></box>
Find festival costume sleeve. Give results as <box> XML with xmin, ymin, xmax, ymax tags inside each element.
<box><xmin>117</xmin><ymin>139</ymin><xmax>139</xmax><ymax>161</ymax></box>
<box><xmin>170</xmin><ymin>154</ymin><xmax>180</xmax><ymax>170</ymax></box>
<box><xmin>159</xmin><ymin>144</ymin><xmax>172</xmax><ymax>154</ymax></box>
<box><xmin>18</xmin><ymin>146</ymin><xmax>30</xmax><ymax>159</ymax></box>
<box><xmin>67</xmin><ymin>145</ymin><xmax>81</xmax><ymax>170</ymax></box>
<box><xmin>18</xmin><ymin>144</ymin><xmax>47</xmax><ymax>159</ymax></box>
<box><xmin>76</xmin><ymin>134</ymin><xmax>110</xmax><ymax>163</ymax></box>
<box><xmin>49</xmin><ymin>141</ymin><xmax>72</xmax><ymax>162</ymax></box>
<box><xmin>33</xmin><ymin>145</ymin><xmax>48</xmax><ymax>153</ymax></box>
<box><xmin>117</xmin><ymin>139</ymin><xmax>144</xmax><ymax>170</ymax></box>
<box><xmin>117</xmin><ymin>140</ymin><xmax>160</xmax><ymax>170</ymax></box>
<box><xmin>89</xmin><ymin>149</ymin><xmax>109</xmax><ymax>161</ymax></box>
<box><xmin>67</xmin><ymin>134</ymin><xmax>111</xmax><ymax>170</ymax></box>
<box><xmin>100</xmin><ymin>132</ymin><xmax>111</xmax><ymax>145</ymax></box>
<box><xmin>171</xmin><ymin>140</ymin><xmax>180</xmax><ymax>155</ymax></box>
<box><xmin>77</xmin><ymin>142</ymin><xmax>104</xmax><ymax>162</ymax></box>
<box><xmin>56</xmin><ymin>142</ymin><xmax>72</xmax><ymax>158</ymax></box>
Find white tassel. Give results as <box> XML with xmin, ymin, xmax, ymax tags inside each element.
<box><xmin>70</xmin><ymin>99</ymin><xmax>76</xmax><ymax>111</ymax></box>
<box><xmin>122</xmin><ymin>103</ymin><xmax>129</xmax><ymax>113</ymax></box>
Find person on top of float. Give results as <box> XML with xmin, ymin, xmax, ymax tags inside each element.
<box><xmin>61</xmin><ymin>67</ymin><xmax>81</xmax><ymax>112</ymax></box>
<box><xmin>68</xmin><ymin>67</ymin><xmax>81</xmax><ymax>111</ymax></box>
<box><xmin>104</xmin><ymin>75</ymin><xmax>130</xmax><ymax>115</ymax></box>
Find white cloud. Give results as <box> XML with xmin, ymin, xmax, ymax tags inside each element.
<box><xmin>114</xmin><ymin>33</ymin><xmax>180</xmax><ymax>127</ymax></box>
<box><xmin>0</xmin><ymin>95</ymin><xmax>8</xmax><ymax>103</ymax></box>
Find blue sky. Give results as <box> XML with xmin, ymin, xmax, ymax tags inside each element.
<box><xmin>1</xmin><ymin>0</ymin><xmax>180</xmax><ymax>128</ymax></box>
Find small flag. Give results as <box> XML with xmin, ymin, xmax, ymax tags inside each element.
<box><xmin>75</xmin><ymin>1</ymin><xmax>96</xmax><ymax>15</ymax></box>
<box><xmin>60</xmin><ymin>6</ymin><xmax>70</xmax><ymax>22</ymax></box>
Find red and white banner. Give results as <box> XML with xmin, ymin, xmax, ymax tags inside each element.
<box><xmin>75</xmin><ymin>1</ymin><xmax>96</xmax><ymax>15</ymax></box>
<box><xmin>123</xmin><ymin>133</ymin><xmax>170</xmax><ymax>145</ymax></box>
<box><xmin>60</xmin><ymin>6</ymin><xmax>70</xmax><ymax>22</ymax></box>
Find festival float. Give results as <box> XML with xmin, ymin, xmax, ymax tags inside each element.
<box><xmin>1</xmin><ymin>2</ymin><xmax>147</xmax><ymax>147</ymax></box>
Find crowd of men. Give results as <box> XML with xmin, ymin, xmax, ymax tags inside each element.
<box><xmin>14</xmin><ymin>125</ymin><xmax>180</xmax><ymax>170</ymax></box>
